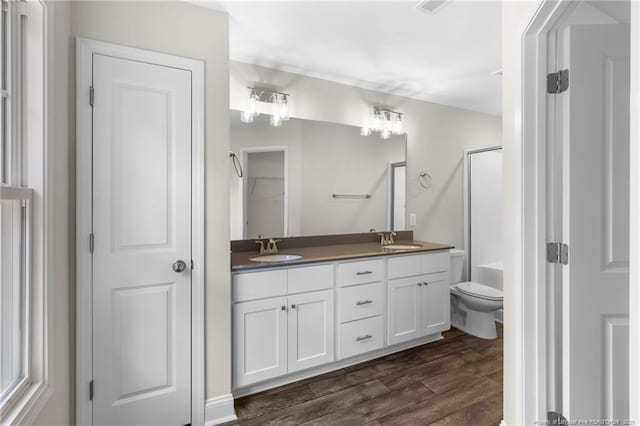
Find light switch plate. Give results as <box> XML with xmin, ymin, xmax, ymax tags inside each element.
<box><xmin>409</xmin><ymin>214</ymin><xmax>417</xmax><ymax>226</ymax></box>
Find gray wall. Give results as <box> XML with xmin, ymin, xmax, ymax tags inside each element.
<box><xmin>231</xmin><ymin>61</ymin><xmax>502</xmax><ymax>248</ymax></box>
<box><xmin>36</xmin><ymin>2</ymin><xmax>230</xmax><ymax>424</ymax></box>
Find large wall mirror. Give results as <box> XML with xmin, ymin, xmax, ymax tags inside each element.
<box><xmin>229</xmin><ymin>111</ymin><xmax>407</xmax><ymax>239</ymax></box>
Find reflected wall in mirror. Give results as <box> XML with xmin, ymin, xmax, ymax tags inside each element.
<box><xmin>229</xmin><ymin>111</ymin><xmax>407</xmax><ymax>239</ymax></box>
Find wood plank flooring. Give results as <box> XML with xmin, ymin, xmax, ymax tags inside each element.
<box><xmin>228</xmin><ymin>325</ymin><xmax>503</xmax><ymax>426</ymax></box>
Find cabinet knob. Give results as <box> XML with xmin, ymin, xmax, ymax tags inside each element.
<box><xmin>418</xmin><ymin>283</ymin><xmax>422</xmax><ymax>287</ymax></box>
<box><xmin>424</xmin><ymin>282</ymin><xmax>429</xmax><ymax>286</ymax></box>
<box><xmin>291</xmin><ymin>304</ymin><xmax>297</xmax><ymax>309</ymax></box>
<box><xmin>281</xmin><ymin>305</ymin><xmax>286</xmax><ymax>311</ymax></box>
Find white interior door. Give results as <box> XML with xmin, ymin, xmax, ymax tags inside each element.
<box><xmin>561</xmin><ymin>23</ymin><xmax>630</xmax><ymax>422</ymax></box>
<box><xmin>92</xmin><ymin>53</ymin><xmax>192</xmax><ymax>426</ymax></box>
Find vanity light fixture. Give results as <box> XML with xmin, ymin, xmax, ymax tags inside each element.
<box><xmin>361</xmin><ymin>107</ymin><xmax>404</xmax><ymax>139</ymax></box>
<box><xmin>241</xmin><ymin>87</ymin><xmax>291</xmax><ymax>127</ymax></box>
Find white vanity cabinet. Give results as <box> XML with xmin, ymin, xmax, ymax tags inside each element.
<box><xmin>232</xmin><ymin>249</ymin><xmax>451</xmax><ymax>393</ymax></box>
<box><xmin>387</xmin><ymin>253</ymin><xmax>450</xmax><ymax>345</ymax></box>
<box><xmin>232</xmin><ymin>264</ymin><xmax>334</xmax><ymax>388</ymax></box>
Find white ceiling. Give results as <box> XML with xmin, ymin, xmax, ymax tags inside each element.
<box><xmin>200</xmin><ymin>1</ymin><xmax>503</xmax><ymax>116</ymax></box>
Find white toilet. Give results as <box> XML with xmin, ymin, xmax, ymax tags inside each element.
<box><xmin>449</xmin><ymin>249</ymin><xmax>503</xmax><ymax>339</ymax></box>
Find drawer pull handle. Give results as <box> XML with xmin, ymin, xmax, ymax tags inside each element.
<box><xmin>356</xmin><ymin>334</ymin><xmax>373</xmax><ymax>342</ymax></box>
<box><xmin>356</xmin><ymin>271</ymin><xmax>373</xmax><ymax>275</ymax></box>
<box><xmin>356</xmin><ymin>300</ymin><xmax>373</xmax><ymax>306</ymax></box>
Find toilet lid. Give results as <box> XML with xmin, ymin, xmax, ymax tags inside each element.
<box><xmin>455</xmin><ymin>282</ymin><xmax>503</xmax><ymax>301</ymax></box>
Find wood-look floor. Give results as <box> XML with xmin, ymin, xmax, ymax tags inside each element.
<box><xmin>228</xmin><ymin>325</ymin><xmax>503</xmax><ymax>426</ymax></box>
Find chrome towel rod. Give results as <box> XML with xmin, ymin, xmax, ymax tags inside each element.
<box><xmin>332</xmin><ymin>193</ymin><xmax>371</xmax><ymax>199</ymax></box>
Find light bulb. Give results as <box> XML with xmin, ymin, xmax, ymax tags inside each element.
<box><xmin>241</xmin><ymin>110</ymin><xmax>254</xmax><ymax>123</ymax></box>
<box><xmin>381</xmin><ymin>129</ymin><xmax>391</xmax><ymax>140</ymax></box>
<box><xmin>279</xmin><ymin>98</ymin><xmax>290</xmax><ymax>121</ymax></box>
<box><xmin>393</xmin><ymin>115</ymin><xmax>403</xmax><ymax>135</ymax></box>
<box><xmin>372</xmin><ymin>113</ymin><xmax>382</xmax><ymax>131</ymax></box>
<box><xmin>270</xmin><ymin>113</ymin><xmax>282</xmax><ymax>127</ymax></box>
<box><xmin>248</xmin><ymin>92</ymin><xmax>259</xmax><ymax>115</ymax></box>
<box><xmin>360</xmin><ymin>127</ymin><xmax>371</xmax><ymax>137</ymax></box>
<box><xmin>280</xmin><ymin>101</ymin><xmax>289</xmax><ymax>121</ymax></box>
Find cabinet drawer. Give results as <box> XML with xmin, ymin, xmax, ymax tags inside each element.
<box><xmin>288</xmin><ymin>264</ymin><xmax>334</xmax><ymax>294</ymax></box>
<box><xmin>339</xmin><ymin>282</ymin><xmax>384</xmax><ymax>323</ymax></box>
<box><xmin>338</xmin><ymin>259</ymin><xmax>384</xmax><ymax>287</ymax></box>
<box><xmin>339</xmin><ymin>316</ymin><xmax>384</xmax><ymax>359</ymax></box>
<box><xmin>233</xmin><ymin>269</ymin><xmax>287</xmax><ymax>302</ymax></box>
<box><xmin>421</xmin><ymin>252</ymin><xmax>449</xmax><ymax>275</ymax></box>
<box><xmin>387</xmin><ymin>255</ymin><xmax>422</xmax><ymax>279</ymax></box>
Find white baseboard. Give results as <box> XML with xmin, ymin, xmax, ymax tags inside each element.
<box><xmin>204</xmin><ymin>394</ymin><xmax>237</xmax><ymax>426</ymax></box>
<box><xmin>499</xmin><ymin>420</ymin><xmax>507</xmax><ymax>426</ymax></box>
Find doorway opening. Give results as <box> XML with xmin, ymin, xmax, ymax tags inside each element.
<box><xmin>389</xmin><ymin>161</ymin><xmax>406</xmax><ymax>232</ymax></box>
<box><xmin>241</xmin><ymin>147</ymin><xmax>288</xmax><ymax>239</ymax></box>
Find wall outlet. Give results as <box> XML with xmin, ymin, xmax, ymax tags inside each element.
<box><xmin>409</xmin><ymin>213</ymin><xmax>417</xmax><ymax>227</ymax></box>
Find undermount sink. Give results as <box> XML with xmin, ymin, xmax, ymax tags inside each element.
<box><xmin>249</xmin><ymin>253</ymin><xmax>303</xmax><ymax>262</ymax></box>
<box><xmin>383</xmin><ymin>244</ymin><xmax>423</xmax><ymax>250</ymax></box>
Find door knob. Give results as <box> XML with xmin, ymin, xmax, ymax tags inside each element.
<box><xmin>172</xmin><ymin>260</ymin><xmax>187</xmax><ymax>273</ymax></box>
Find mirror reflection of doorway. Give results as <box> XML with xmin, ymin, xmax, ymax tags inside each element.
<box><xmin>243</xmin><ymin>148</ymin><xmax>287</xmax><ymax>239</ymax></box>
<box><xmin>390</xmin><ymin>162</ymin><xmax>406</xmax><ymax>231</ymax></box>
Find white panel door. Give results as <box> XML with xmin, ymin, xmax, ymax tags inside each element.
<box><xmin>287</xmin><ymin>290</ymin><xmax>334</xmax><ymax>372</ymax></box>
<box><xmin>387</xmin><ymin>277</ymin><xmax>421</xmax><ymax>345</ymax></box>
<box><xmin>561</xmin><ymin>24</ymin><xmax>630</xmax><ymax>422</ymax></box>
<box><xmin>421</xmin><ymin>273</ymin><xmax>450</xmax><ymax>336</ymax></box>
<box><xmin>92</xmin><ymin>54</ymin><xmax>192</xmax><ymax>426</ymax></box>
<box><xmin>233</xmin><ymin>297</ymin><xmax>288</xmax><ymax>387</ymax></box>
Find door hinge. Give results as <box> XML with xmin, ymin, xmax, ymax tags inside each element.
<box><xmin>547</xmin><ymin>69</ymin><xmax>569</xmax><ymax>94</ymax></box>
<box><xmin>89</xmin><ymin>86</ymin><xmax>95</xmax><ymax>107</ymax></box>
<box><xmin>191</xmin><ymin>259</ymin><xmax>194</xmax><ymax>270</ymax></box>
<box><xmin>547</xmin><ymin>411</ymin><xmax>568</xmax><ymax>425</ymax></box>
<box><xmin>89</xmin><ymin>233</ymin><xmax>95</xmax><ymax>254</ymax></box>
<box><xmin>89</xmin><ymin>380</ymin><xmax>94</xmax><ymax>401</ymax></box>
<box><xmin>16</xmin><ymin>1</ymin><xmax>29</xmax><ymax>16</ymax></box>
<box><xmin>547</xmin><ymin>242</ymin><xmax>568</xmax><ymax>265</ymax></box>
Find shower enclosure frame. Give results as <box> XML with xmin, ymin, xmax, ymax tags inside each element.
<box><xmin>463</xmin><ymin>145</ymin><xmax>503</xmax><ymax>282</ymax></box>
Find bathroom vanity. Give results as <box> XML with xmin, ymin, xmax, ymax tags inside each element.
<box><xmin>230</xmin><ymin>235</ymin><xmax>453</xmax><ymax>396</ymax></box>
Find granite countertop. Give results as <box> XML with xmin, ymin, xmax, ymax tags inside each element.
<box><xmin>231</xmin><ymin>240</ymin><xmax>454</xmax><ymax>272</ymax></box>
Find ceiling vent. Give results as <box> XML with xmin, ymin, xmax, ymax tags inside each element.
<box><xmin>415</xmin><ymin>0</ymin><xmax>451</xmax><ymax>14</ymax></box>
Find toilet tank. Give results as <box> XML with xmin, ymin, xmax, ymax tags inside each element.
<box><xmin>449</xmin><ymin>249</ymin><xmax>465</xmax><ymax>283</ymax></box>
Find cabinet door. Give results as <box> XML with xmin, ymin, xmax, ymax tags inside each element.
<box><xmin>421</xmin><ymin>273</ymin><xmax>450</xmax><ymax>336</ymax></box>
<box><xmin>287</xmin><ymin>290</ymin><xmax>335</xmax><ymax>372</ymax></box>
<box><xmin>387</xmin><ymin>277</ymin><xmax>422</xmax><ymax>345</ymax></box>
<box><xmin>233</xmin><ymin>297</ymin><xmax>288</xmax><ymax>387</ymax></box>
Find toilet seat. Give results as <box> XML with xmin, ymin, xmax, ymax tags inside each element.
<box><xmin>454</xmin><ymin>281</ymin><xmax>503</xmax><ymax>301</ymax></box>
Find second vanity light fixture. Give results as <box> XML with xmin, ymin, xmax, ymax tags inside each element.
<box><xmin>241</xmin><ymin>86</ymin><xmax>290</xmax><ymax>127</ymax></box>
<box><xmin>361</xmin><ymin>107</ymin><xmax>404</xmax><ymax>139</ymax></box>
